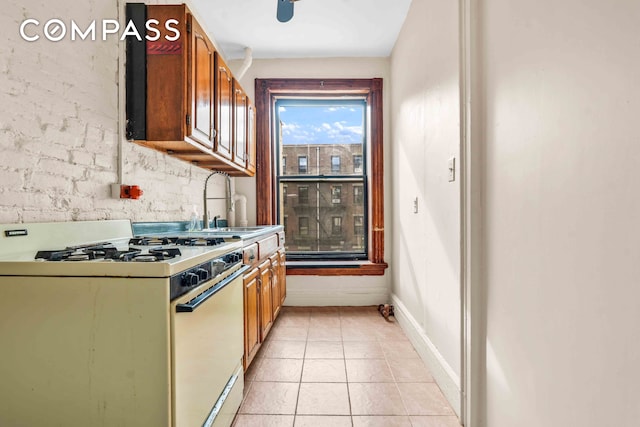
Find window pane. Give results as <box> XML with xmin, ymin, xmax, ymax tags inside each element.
<box><xmin>278</xmin><ymin>180</ymin><xmax>365</xmax><ymax>253</ymax></box>
<box><xmin>278</xmin><ymin>102</ymin><xmax>365</xmax><ymax>177</ymax></box>
<box><xmin>298</xmin><ymin>186</ymin><xmax>309</xmax><ymax>205</ymax></box>
<box><xmin>353</xmin><ymin>155</ymin><xmax>363</xmax><ymax>173</ymax></box>
<box><xmin>298</xmin><ymin>156</ymin><xmax>308</xmax><ymax>174</ymax></box>
<box><xmin>331</xmin><ymin>185</ymin><xmax>342</xmax><ymax>204</ymax></box>
<box><xmin>353</xmin><ymin>185</ymin><xmax>363</xmax><ymax>204</ymax></box>
<box><xmin>331</xmin><ymin>156</ymin><xmax>341</xmax><ymax>173</ymax></box>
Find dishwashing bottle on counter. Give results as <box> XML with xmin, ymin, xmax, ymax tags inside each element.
<box><xmin>188</xmin><ymin>205</ymin><xmax>199</xmax><ymax>231</ymax></box>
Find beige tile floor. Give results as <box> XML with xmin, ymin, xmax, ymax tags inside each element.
<box><xmin>233</xmin><ymin>306</ymin><xmax>461</xmax><ymax>427</ymax></box>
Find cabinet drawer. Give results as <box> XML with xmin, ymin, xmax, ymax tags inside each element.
<box><xmin>243</xmin><ymin>243</ymin><xmax>258</xmax><ymax>266</ymax></box>
<box><xmin>258</xmin><ymin>234</ymin><xmax>278</xmax><ymax>260</ymax></box>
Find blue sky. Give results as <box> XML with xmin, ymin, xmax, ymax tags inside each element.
<box><xmin>278</xmin><ymin>105</ymin><xmax>364</xmax><ymax>145</ymax></box>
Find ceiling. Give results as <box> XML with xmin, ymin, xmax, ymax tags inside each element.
<box><xmin>191</xmin><ymin>0</ymin><xmax>413</xmax><ymax>60</ymax></box>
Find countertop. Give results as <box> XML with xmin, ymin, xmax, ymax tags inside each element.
<box><xmin>132</xmin><ymin>222</ymin><xmax>283</xmax><ymax>242</ymax></box>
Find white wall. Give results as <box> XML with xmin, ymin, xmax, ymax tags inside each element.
<box><xmin>231</xmin><ymin>57</ymin><xmax>392</xmax><ymax>305</ymax></box>
<box><xmin>0</xmin><ymin>0</ymin><xmax>227</xmax><ymax>224</ymax></box>
<box><xmin>389</xmin><ymin>0</ymin><xmax>462</xmax><ymax>412</ymax></box>
<box><xmin>481</xmin><ymin>0</ymin><xmax>640</xmax><ymax>425</ymax></box>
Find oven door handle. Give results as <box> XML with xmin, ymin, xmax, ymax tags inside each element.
<box><xmin>176</xmin><ymin>265</ymin><xmax>250</xmax><ymax>312</ymax></box>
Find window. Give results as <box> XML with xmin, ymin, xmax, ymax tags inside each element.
<box><xmin>298</xmin><ymin>156</ymin><xmax>307</xmax><ymax>174</ymax></box>
<box><xmin>299</xmin><ymin>217</ymin><xmax>309</xmax><ymax>235</ymax></box>
<box><xmin>276</xmin><ymin>98</ymin><xmax>363</xmax><ymax>256</ymax></box>
<box><xmin>353</xmin><ymin>155</ymin><xmax>363</xmax><ymax>173</ymax></box>
<box><xmin>298</xmin><ymin>186</ymin><xmax>309</xmax><ymax>205</ymax></box>
<box><xmin>332</xmin><ymin>217</ymin><xmax>342</xmax><ymax>235</ymax></box>
<box><xmin>353</xmin><ymin>185</ymin><xmax>363</xmax><ymax>204</ymax></box>
<box><xmin>255</xmin><ymin>78</ymin><xmax>387</xmax><ymax>276</ymax></box>
<box><xmin>331</xmin><ymin>156</ymin><xmax>341</xmax><ymax>173</ymax></box>
<box><xmin>283</xmin><ymin>185</ymin><xmax>288</xmax><ymax>206</ymax></box>
<box><xmin>354</xmin><ymin>215</ymin><xmax>364</xmax><ymax>235</ymax></box>
<box><xmin>331</xmin><ymin>185</ymin><xmax>342</xmax><ymax>204</ymax></box>
<box><xmin>282</xmin><ymin>156</ymin><xmax>287</xmax><ymax>174</ymax></box>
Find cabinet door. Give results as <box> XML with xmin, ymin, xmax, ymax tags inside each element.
<box><xmin>246</xmin><ymin>102</ymin><xmax>257</xmax><ymax>175</ymax></box>
<box><xmin>258</xmin><ymin>260</ymin><xmax>273</xmax><ymax>341</ymax></box>
<box><xmin>278</xmin><ymin>249</ymin><xmax>287</xmax><ymax>305</ymax></box>
<box><xmin>214</xmin><ymin>53</ymin><xmax>233</xmax><ymax>160</ymax></box>
<box><xmin>243</xmin><ymin>268</ymin><xmax>260</xmax><ymax>369</ymax></box>
<box><xmin>269</xmin><ymin>254</ymin><xmax>281</xmax><ymax>320</ymax></box>
<box><xmin>233</xmin><ymin>80</ymin><xmax>248</xmax><ymax>168</ymax></box>
<box><xmin>188</xmin><ymin>16</ymin><xmax>214</xmax><ymax>148</ymax></box>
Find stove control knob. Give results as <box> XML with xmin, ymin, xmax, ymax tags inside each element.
<box><xmin>196</xmin><ymin>268</ymin><xmax>209</xmax><ymax>281</ymax></box>
<box><xmin>182</xmin><ymin>272</ymin><xmax>199</xmax><ymax>287</ymax></box>
<box><xmin>234</xmin><ymin>253</ymin><xmax>242</xmax><ymax>262</ymax></box>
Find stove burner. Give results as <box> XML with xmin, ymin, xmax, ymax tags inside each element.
<box><xmin>129</xmin><ymin>237</ymin><xmax>174</xmax><ymax>246</ymax></box>
<box><xmin>133</xmin><ymin>255</ymin><xmax>159</xmax><ymax>262</ymax></box>
<box><xmin>148</xmin><ymin>248</ymin><xmax>182</xmax><ymax>260</ymax></box>
<box><xmin>103</xmin><ymin>248</ymin><xmax>142</xmax><ymax>262</ymax></box>
<box><xmin>175</xmin><ymin>237</ymin><xmax>225</xmax><ymax>246</ymax></box>
<box><xmin>36</xmin><ymin>243</ymin><xmax>118</xmax><ymax>261</ymax></box>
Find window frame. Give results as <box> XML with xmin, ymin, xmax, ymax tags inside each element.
<box><xmin>331</xmin><ymin>184</ymin><xmax>342</xmax><ymax>205</ymax></box>
<box><xmin>255</xmin><ymin>78</ymin><xmax>387</xmax><ymax>276</ymax></box>
<box><xmin>298</xmin><ymin>156</ymin><xmax>308</xmax><ymax>174</ymax></box>
<box><xmin>353</xmin><ymin>154</ymin><xmax>363</xmax><ymax>173</ymax></box>
<box><xmin>331</xmin><ymin>155</ymin><xmax>341</xmax><ymax>173</ymax></box>
<box><xmin>332</xmin><ymin>216</ymin><xmax>343</xmax><ymax>235</ymax></box>
<box><xmin>298</xmin><ymin>185</ymin><xmax>309</xmax><ymax>205</ymax></box>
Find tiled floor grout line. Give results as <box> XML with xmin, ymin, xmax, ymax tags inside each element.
<box><xmin>235</xmin><ymin>307</ymin><xmax>460</xmax><ymax>426</ymax></box>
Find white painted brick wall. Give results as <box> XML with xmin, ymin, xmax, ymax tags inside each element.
<box><xmin>0</xmin><ymin>0</ymin><xmax>229</xmax><ymax>224</ymax></box>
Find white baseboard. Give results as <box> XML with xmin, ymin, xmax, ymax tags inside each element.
<box><xmin>391</xmin><ymin>294</ymin><xmax>461</xmax><ymax>417</ymax></box>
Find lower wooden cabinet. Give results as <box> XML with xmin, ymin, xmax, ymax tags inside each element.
<box><xmin>258</xmin><ymin>259</ymin><xmax>273</xmax><ymax>341</ymax></box>
<box><xmin>243</xmin><ymin>268</ymin><xmax>260</xmax><ymax>368</ymax></box>
<box><xmin>243</xmin><ymin>235</ymin><xmax>287</xmax><ymax>370</ymax></box>
<box><xmin>278</xmin><ymin>249</ymin><xmax>286</xmax><ymax>306</ymax></box>
<box><xmin>270</xmin><ymin>253</ymin><xmax>281</xmax><ymax>320</ymax></box>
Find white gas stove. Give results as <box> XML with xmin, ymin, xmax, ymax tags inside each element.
<box><xmin>0</xmin><ymin>220</ymin><xmax>247</xmax><ymax>427</ymax></box>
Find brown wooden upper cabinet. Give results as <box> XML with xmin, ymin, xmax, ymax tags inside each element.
<box><xmin>246</xmin><ymin>101</ymin><xmax>257</xmax><ymax>175</ymax></box>
<box><xmin>214</xmin><ymin>53</ymin><xmax>233</xmax><ymax>161</ymax></box>
<box><xmin>233</xmin><ymin>79</ymin><xmax>248</xmax><ymax>168</ymax></box>
<box><xmin>189</xmin><ymin>16</ymin><xmax>215</xmax><ymax>148</ymax></box>
<box><xmin>137</xmin><ymin>4</ymin><xmax>255</xmax><ymax>177</ymax></box>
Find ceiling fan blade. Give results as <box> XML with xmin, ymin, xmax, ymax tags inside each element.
<box><xmin>277</xmin><ymin>0</ymin><xmax>294</xmax><ymax>23</ymax></box>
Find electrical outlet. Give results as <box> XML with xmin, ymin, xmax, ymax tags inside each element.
<box><xmin>448</xmin><ymin>157</ymin><xmax>456</xmax><ymax>182</ymax></box>
<box><xmin>413</xmin><ymin>197</ymin><xmax>419</xmax><ymax>214</ymax></box>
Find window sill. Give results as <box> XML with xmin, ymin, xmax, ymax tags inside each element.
<box><xmin>285</xmin><ymin>260</ymin><xmax>388</xmax><ymax>276</ymax></box>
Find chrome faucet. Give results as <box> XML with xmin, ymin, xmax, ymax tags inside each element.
<box><xmin>203</xmin><ymin>171</ymin><xmax>232</xmax><ymax>229</ymax></box>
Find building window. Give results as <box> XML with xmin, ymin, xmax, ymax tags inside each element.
<box><xmin>282</xmin><ymin>156</ymin><xmax>287</xmax><ymax>175</ymax></box>
<box><xmin>331</xmin><ymin>185</ymin><xmax>342</xmax><ymax>204</ymax></box>
<box><xmin>332</xmin><ymin>217</ymin><xmax>342</xmax><ymax>235</ymax></box>
<box><xmin>283</xmin><ymin>185</ymin><xmax>288</xmax><ymax>206</ymax></box>
<box><xmin>353</xmin><ymin>185</ymin><xmax>363</xmax><ymax>204</ymax></box>
<box><xmin>256</xmin><ymin>78</ymin><xmax>386</xmax><ymax>275</ymax></box>
<box><xmin>298</xmin><ymin>156</ymin><xmax>308</xmax><ymax>174</ymax></box>
<box><xmin>354</xmin><ymin>215</ymin><xmax>364</xmax><ymax>235</ymax></box>
<box><xmin>298</xmin><ymin>186</ymin><xmax>309</xmax><ymax>205</ymax></box>
<box><xmin>299</xmin><ymin>217</ymin><xmax>309</xmax><ymax>235</ymax></box>
<box><xmin>353</xmin><ymin>155</ymin><xmax>363</xmax><ymax>173</ymax></box>
<box><xmin>331</xmin><ymin>156</ymin><xmax>341</xmax><ymax>173</ymax></box>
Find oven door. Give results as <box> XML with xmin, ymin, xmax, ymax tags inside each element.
<box><xmin>171</xmin><ymin>265</ymin><xmax>249</xmax><ymax>427</ymax></box>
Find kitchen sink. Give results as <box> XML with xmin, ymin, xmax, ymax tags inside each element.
<box><xmin>202</xmin><ymin>226</ymin><xmax>265</xmax><ymax>233</ymax></box>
